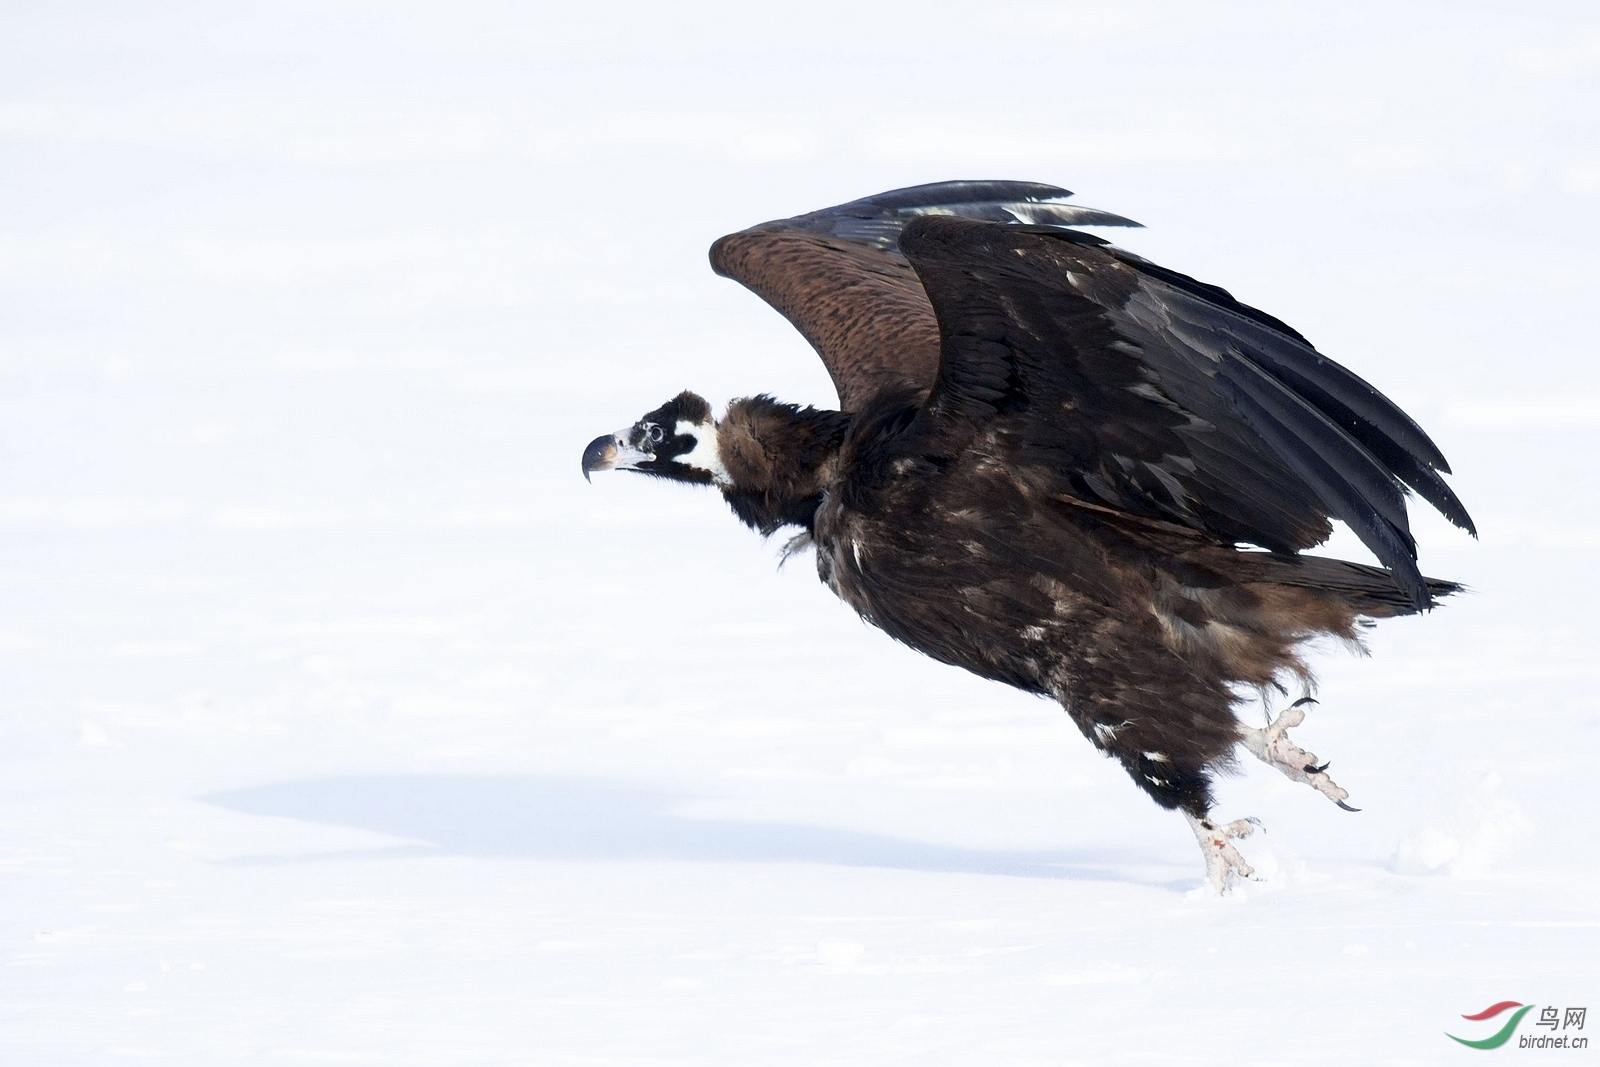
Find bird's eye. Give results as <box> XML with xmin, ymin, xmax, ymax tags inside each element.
<box><xmin>646</xmin><ymin>424</ymin><xmax>665</xmax><ymax>444</ymax></box>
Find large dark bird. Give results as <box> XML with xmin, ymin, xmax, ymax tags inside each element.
<box><xmin>581</xmin><ymin>181</ymin><xmax>1473</xmax><ymax>890</ymax></box>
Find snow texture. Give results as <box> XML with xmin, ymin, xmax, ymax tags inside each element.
<box><xmin>2</xmin><ymin>2</ymin><xmax>1597</xmax><ymax>1063</ymax></box>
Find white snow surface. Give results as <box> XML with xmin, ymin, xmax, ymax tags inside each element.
<box><xmin>3</xmin><ymin>2</ymin><xmax>1598</xmax><ymax>1063</ymax></box>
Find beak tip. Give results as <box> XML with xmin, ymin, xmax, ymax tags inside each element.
<box><xmin>581</xmin><ymin>433</ymin><xmax>621</xmax><ymax>481</ymax></box>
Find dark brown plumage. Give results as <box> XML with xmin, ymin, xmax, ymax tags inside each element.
<box><xmin>582</xmin><ymin>181</ymin><xmax>1473</xmax><ymax>890</ymax></box>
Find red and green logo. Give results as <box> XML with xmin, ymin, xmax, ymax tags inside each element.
<box><xmin>1450</xmin><ymin>1002</ymin><xmax>1589</xmax><ymax>1049</ymax></box>
<box><xmin>1448</xmin><ymin>1002</ymin><xmax>1534</xmax><ymax>1049</ymax></box>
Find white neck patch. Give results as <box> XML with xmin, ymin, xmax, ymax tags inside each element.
<box><xmin>672</xmin><ymin>420</ymin><xmax>730</xmax><ymax>486</ymax></box>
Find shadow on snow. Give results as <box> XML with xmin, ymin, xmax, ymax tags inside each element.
<box><xmin>203</xmin><ymin>775</ymin><xmax>1181</xmax><ymax>885</ymax></box>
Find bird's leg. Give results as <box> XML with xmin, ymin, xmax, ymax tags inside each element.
<box><xmin>1184</xmin><ymin>811</ymin><xmax>1260</xmax><ymax>893</ymax></box>
<box><xmin>1238</xmin><ymin>697</ymin><xmax>1357</xmax><ymax>810</ymax></box>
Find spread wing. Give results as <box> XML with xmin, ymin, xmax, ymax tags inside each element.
<box><xmin>898</xmin><ymin>215</ymin><xmax>1475</xmax><ymax>608</ymax></box>
<box><xmin>709</xmin><ymin>181</ymin><xmax>1139</xmax><ymax>413</ymax></box>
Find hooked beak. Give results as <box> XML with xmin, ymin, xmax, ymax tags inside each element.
<box><xmin>581</xmin><ymin>432</ymin><xmax>650</xmax><ymax>482</ymax></box>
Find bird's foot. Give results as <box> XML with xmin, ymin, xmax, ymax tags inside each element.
<box><xmin>1239</xmin><ymin>698</ymin><xmax>1357</xmax><ymax>810</ymax></box>
<box><xmin>1185</xmin><ymin>812</ymin><xmax>1260</xmax><ymax>894</ymax></box>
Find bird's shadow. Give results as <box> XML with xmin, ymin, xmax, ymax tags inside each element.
<box><xmin>202</xmin><ymin>775</ymin><xmax>1185</xmax><ymax>887</ymax></box>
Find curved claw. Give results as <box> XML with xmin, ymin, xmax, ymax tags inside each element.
<box><xmin>1336</xmin><ymin>800</ymin><xmax>1361</xmax><ymax>813</ymax></box>
<box><xmin>1240</xmin><ymin>702</ymin><xmax>1351</xmax><ymax>809</ymax></box>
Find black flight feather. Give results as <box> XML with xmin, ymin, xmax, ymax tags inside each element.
<box><xmin>896</xmin><ymin>214</ymin><xmax>1460</xmax><ymax>607</ymax></box>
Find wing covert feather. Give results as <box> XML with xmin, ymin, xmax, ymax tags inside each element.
<box><xmin>710</xmin><ymin>230</ymin><xmax>941</xmax><ymax>413</ymax></box>
<box><xmin>708</xmin><ymin>181</ymin><xmax>1140</xmax><ymax>413</ymax></box>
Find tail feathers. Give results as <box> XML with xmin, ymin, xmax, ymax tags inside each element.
<box><xmin>1253</xmin><ymin>554</ymin><xmax>1462</xmax><ymax>617</ymax></box>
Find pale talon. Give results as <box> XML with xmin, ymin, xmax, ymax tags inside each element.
<box><xmin>1239</xmin><ymin>702</ymin><xmax>1352</xmax><ymax>808</ymax></box>
<box><xmin>1186</xmin><ymin>812</ymin><xmax>1259</xmax><ymax>893</ymax></box>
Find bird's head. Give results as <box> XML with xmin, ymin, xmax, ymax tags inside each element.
<box><xmin>581</xmin><ymin>390</ymin><xmax>728</xmax><ymax>486</ymax></box>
